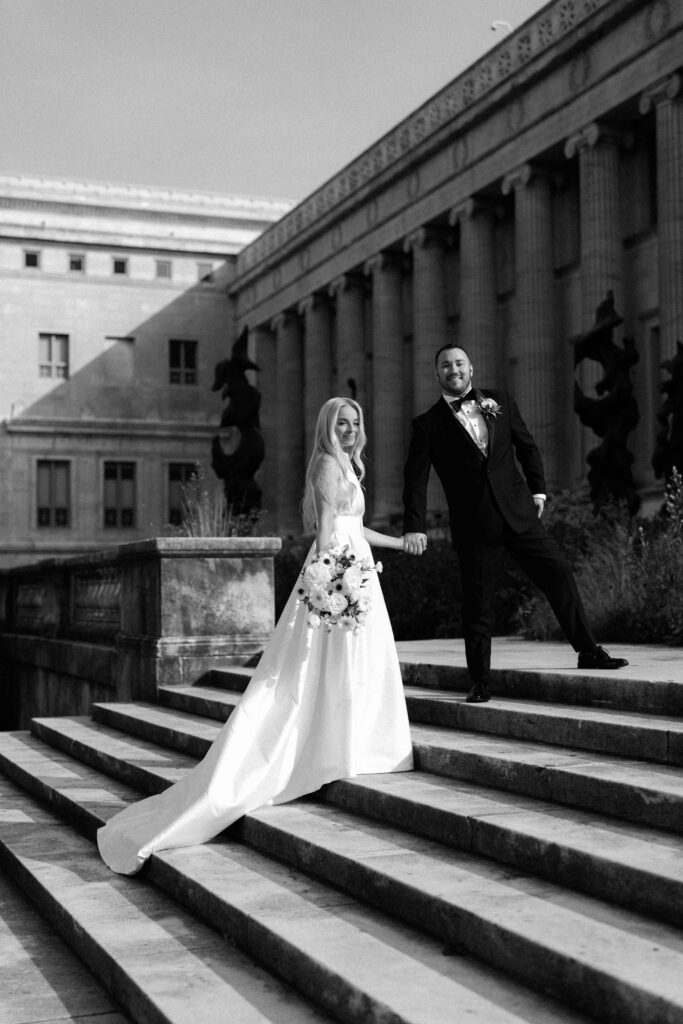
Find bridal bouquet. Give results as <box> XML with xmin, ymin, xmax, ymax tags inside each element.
<box><xmin>297</xmin><ymin>545</ymin><xmax>381</xmax><ymax>633</ymax></box>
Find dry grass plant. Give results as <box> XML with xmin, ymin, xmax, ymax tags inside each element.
<box><xmin>518</xmin><ymin>469</ymin><xmax>683</xmax><ymax>645</ymax></box>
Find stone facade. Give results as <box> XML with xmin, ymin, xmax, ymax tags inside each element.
<box><xmin>0</xmin><ymin>175</ymin><xmax>291</xmax><ymax>567</ymax></box>
<box><xmin>230</xmin><ymin>0</ymin><xmax>683</xmax><ymax>529</ymax></box>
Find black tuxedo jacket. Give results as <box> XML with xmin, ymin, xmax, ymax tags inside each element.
<box><xmin>403</xmin><ymin>389</ymin><xmax>546</xmax><ymax>541</ymax></box>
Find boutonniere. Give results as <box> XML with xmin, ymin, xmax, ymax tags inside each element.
<box><xmin>478</xmin><ymin>396</ymin><xmax>502</xmax><ymax>419</ymax></box>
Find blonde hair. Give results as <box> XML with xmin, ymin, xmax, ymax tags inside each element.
<box><xmin>301</xmin><ymin>397</ymin><xmax>367</xmax><ymax>533</ymax></box>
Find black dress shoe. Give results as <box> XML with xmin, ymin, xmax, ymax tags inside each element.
<box><xmin>577</xmin><ymin>645</ymin><xmax>629</xmax><ymax>670</ymax></box>
<box><xmin>465</xmin><ymin>682</ymin><xmax>491</xmax><ymax>703</ymax></box>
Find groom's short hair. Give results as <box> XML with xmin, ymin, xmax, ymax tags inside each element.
<box><xmin>434</xmin><ymin>344</ymin><xmax>472</xmax><ymax>366</ymax></box>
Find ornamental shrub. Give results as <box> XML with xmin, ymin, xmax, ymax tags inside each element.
<box><xmin>516</xmin><ymin>471</ymin><xmax>683</xmax><ymax>645</ymax></box>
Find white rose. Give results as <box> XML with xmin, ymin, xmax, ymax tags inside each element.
<box><xmin>327</xmin><ymin>592</ymin><xmax>349</xmax><ymax>615</ymax></box>
<box><xmin>304</xmin><ymin>562</ymin><xmax>333</xmax><ymax>588</ymax></box>
<box><xmin>307</xmin><ymin>611</ymin><xmax>322</xmax><ymax>628</ymax></box>
<box><xmin>342</xmin><ymin>565</ymin><xmax>363</xmax><ymax>598</ymax></box>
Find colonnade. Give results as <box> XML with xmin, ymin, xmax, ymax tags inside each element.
<box><xmin>250</xmin><ymin>76</ymin><xmax>683</xmax><ymax>535</ymax></box>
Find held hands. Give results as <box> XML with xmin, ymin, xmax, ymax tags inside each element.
<box><xmin>403</xmin><ymin>532</ymin><xmax>427</xmax><ymax>556</ymax></box>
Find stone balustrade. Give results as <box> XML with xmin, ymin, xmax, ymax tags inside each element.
<box><xmin>0</xmin><ymin>536</ymin><xmax>281</xmax><ymax>729</ymax></box>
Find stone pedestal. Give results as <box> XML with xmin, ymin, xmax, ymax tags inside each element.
<box><xmin>0</xmin><ymin>536</ymin><xmax>282</xmax><ymax>727</ymax></box>
<box><xmin>365</xmin><ymin>252</ymin><xmax>404</xmax><ymax>523</ymax></box>
<box><xmin>117</xmin><ymin>537</ymin><xmax>280</xmax><ymax>699</ymax></box>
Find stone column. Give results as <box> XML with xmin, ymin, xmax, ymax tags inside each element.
<box><xmin>449</xmin><ymin>199</ymin><xmax>498</xmax><ymax>386</ymax></box>
<box><xmin>329</xmin><ymin>273</ymin><xmax>366</xmax><ymax>406</ymax></box>
<box><xmin>249</xmin><ymin>323</ymin><xmax>278</xmax><ymax>523</ymax></box>
<box><xmin>405</xmin><ymin>226</ymin><xmax>449</xmax><ymax>518</ymax></box>
<box><xmin>271</xmin><ymin>311</ymin><xmax>305</xmax><ymax>535</ymax></box>
<box><xmin>298</xmin><ymin>293</ymin><xmax>333</xmax><ymax>457</ymax></box>
<box><xmin>404</xmin><ymin>226</ymin><xmax>448</xmax><ymax>415</ymax></box>
<box><xmin>565</xmin><ymin>123</ymin><xmax>627</xmax><ymax>475</ymax></box>
<box><xmin>364</xmin><ymin>252</ymin><xmax>404</xmax><ymax>524</ymax></box>
<box><xmin>565</xmin><ymin>122</ymin><xmax>626</xmax><ymax>324</ymax></box>
<box><xmin>502</xmin><ymin>164</ymin><xmax>559</xmax><ymax>488</ymax></box>
<box><xmin>640</xmin><ymin>73</ymin><xmax>683</xmax><ymax>357</ymax></box>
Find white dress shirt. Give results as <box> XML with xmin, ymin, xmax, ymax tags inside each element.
<box><xmin>442</xmin><ymin>392</ymin><xmax>546</xmax><ymax>503</ymax></box>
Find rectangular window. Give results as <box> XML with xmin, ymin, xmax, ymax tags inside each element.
<box><xmin>39</xmin><ymin>333</ymin><xmax>69</xmax><ymax>379</ymax></box>
<box><xmin>69</xmin><ymin>253</ymin><xmax>85</xmax><ymax>272</ymax></box>
<box><xmin>103</xmin><ymin>461</ymin><xmax>136</xmax><ymax>528</ymax></box>
<box><xmin>169</xmin><ymin>339</ymin><xmax>197</xmax><ymax>385</ymax></box>
<box><xmin>112</xmin><ymin>256</ymin><xmax>128</xmax><ymax>276</ymax></box>
<box><xmin>24</xmin><ymin>250</ymin><xmax>40</xmax><ymax>269</ymax></box>
<box><xmin>37</xmin><ymin>460</ymin><xmax>70</xmax><ymax>527</ymax></box>
<box><xmin>156</xmin><ymin>259</ymin><xmax>172</xmax><ymax>279</ymax></box>
<box><xmin>168</xmin><ymin>462</ymin><xmax>197</xmax><ymax>525</ymax></box>
<box><xmin>197</xmin><ymin>262</ymin><xmax>214</xmax><ymax>283</ymax></box>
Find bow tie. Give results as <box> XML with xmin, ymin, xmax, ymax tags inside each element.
<box><xmin>450</xmin><ymin>392</ymin><xmax>477</xmax><ymax>412</ymax></box>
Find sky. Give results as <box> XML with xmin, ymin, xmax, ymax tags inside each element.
<box><xmin>2</xmin><ymin>0</ymin><xmax>550</xmax><ymax>203</ymax></box>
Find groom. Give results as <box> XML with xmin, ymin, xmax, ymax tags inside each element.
<box><xmin>402</xmin><ymin>344</ymin><xmax>628</xmax><ymax>703</ymax></box>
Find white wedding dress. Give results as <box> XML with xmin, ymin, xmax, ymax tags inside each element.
<box><xmin>97</xmin><ymin>471</ymin><xmax>414</xmax><ymax>875</ymax></box>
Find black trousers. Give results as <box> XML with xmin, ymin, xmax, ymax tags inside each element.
<box><xmin>455</xmin><ymin>517</ymin><xmax>595</xmax><ymax>683</ymax></box>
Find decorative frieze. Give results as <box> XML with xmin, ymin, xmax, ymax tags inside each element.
<box><xmin>238</xmin><ymin>0</ymin><xmax>616</xmax><ymax>277</ymax></box>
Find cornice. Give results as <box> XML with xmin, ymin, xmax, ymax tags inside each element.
<box><xmin>237</xmin><ymin>0</ymin><xmax>627</xmax><ymax>278</ymax></box>
<box><xmin>0</xmin><ymin>173</ymin><xmax>292</xmax><ymax>221</ymax></box>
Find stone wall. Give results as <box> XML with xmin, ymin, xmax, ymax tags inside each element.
<box><xmin>0</xmin><ymin>536</ymin><xmax>281</xmax><ymax>729</ymax></box>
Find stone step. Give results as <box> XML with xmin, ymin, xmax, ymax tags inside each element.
<box><xmin>85</xmin><ymin>701</ymin><xmax>683</xmax><ymax>835</ymax></box>
<box><xmin>397</xmin><ymin>643</ymin><xmax>683</xmax><ymax>714</ymax></box>
<box><xmin>157</xmin><ymin>682</ymin><xmax>683</xmax><ymax>766</ymax></box>
<box><xmin>205</xmin><ymin>666</ymin><xmax>253</xmax><ymax>692</ymax></box>
<box><xmin>0</xmin><ymin>862</ymin><xmax>129</xmax><ymax>1024</ymax></box>
<box><xmin>232</xmin><ymin>799</ymin><xmax>683</xmax><ymax>1024</ymax></box>
<box><xmin>0</xmin><ymin>770</ymin><xmax>329</xmax><ymax>1024</ymax></box>
<box><xmin>0</xmin><ymin>735</ymin><xmax>588</xmax><ymax>1024</ymax></box>
<box><xmin>321</xmin><ymin>771</ymin><xmax>683</xmax><ymax>928</ymax></box>
<box><xmin>411</xmin><ymin>722</ymin><xmax>683</xmax><ymax>834</ymax></box>
<box><xmin>404</xmin><ymin>687</ymin><xmax>683</xmax><ymax>765</ymax></box>
<box><xmin>21</xmin><ymin>713</ymin><xmax>683</xmax><ymax>928</ymax></box>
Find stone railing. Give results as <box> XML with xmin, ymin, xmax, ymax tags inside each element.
<box><xmin>0</xmin><ymin>536</ymin><xmax>281</xmax><ymax>729</ymax></box>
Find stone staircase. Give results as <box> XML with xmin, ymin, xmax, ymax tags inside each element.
<box><xmin>2</xmin><ymin>645</ymin><xmax>683</xmax><ymax>1024</ymax></box>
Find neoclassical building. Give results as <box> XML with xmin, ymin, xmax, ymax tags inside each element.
<box><xmin>231</xmin><ymin>0</ymin><xmax>683</xmax><ymax>533</ymax></box>
<box><xmin>0</xmin><ymin>175</ymin><xmax>290</xmax><ymax>567</ymax></box>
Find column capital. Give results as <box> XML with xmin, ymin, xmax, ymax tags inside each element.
<box><xmin>501</xmin><ymin>162</ymin><xmax>558</xmax><ymax>196</ymax></box>
<box><xmin>448</xmin><ymin>197</ymin><xmax>499</xmax><ymax>227</ymax></box>
<box><xmin>297</xmin><ymin>292</ymin><xmax>330</xmax><ymax>317</ymax></box>
<box><xmin>564</xmin><ymin>121</ymin><xmax>633</xmax><ymax>160</ymax></box>
<box><xmin>639</xmin><ymin>72</ymin><xmax>683</xmax><ymax>114</ymax></box>
<box><xmin>403</xmin><ymin>225</ymin><xmax>449</xmax><ymax>254</ymax></box>
<box><xmin>363</xmin><ymin>250</ymin><xmax>403</xmax><ymax>276</ymax></box>
<box><xmin>328</xmin><ymin>272</ymin><xmax>365</xmax><ymax>299</ymax></box>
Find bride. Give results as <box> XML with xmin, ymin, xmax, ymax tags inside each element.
<box><xmin>98</xmin><ymin>396</ymin><xmax>414</xmax><ymax>875</ymax></box>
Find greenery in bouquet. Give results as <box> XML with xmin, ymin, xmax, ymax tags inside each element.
<box><xmin>296</xmin><ymin>545</ymin><xmax>381</xmax><ymax>633</ymax></box>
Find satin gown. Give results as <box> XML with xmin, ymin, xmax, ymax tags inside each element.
<box><xmin>97</xmin><ymin>475</ymin><xmax>414</xmax><ymax>875</ymax></box>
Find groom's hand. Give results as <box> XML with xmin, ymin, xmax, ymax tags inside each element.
<box><xmin>404</xmin><ymin>532</ymin><xmax>427</xmax><ymax>555</ymax></box>
<box><xmin>534</xmin><ymin>495</ymin><xmax>546</xmax><ymax>518</ymax></box>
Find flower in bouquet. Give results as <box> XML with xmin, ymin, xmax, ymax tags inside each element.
<box><xmin>298</xmin><ymin>544</ymin><xmax>379</xmax><ymax>632</ymax></box>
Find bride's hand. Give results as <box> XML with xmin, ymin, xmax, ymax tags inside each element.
<box><xmin>403</xmin><ymin>533</ymin><xmax>427</xmax><ymax>555</ymax></box>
